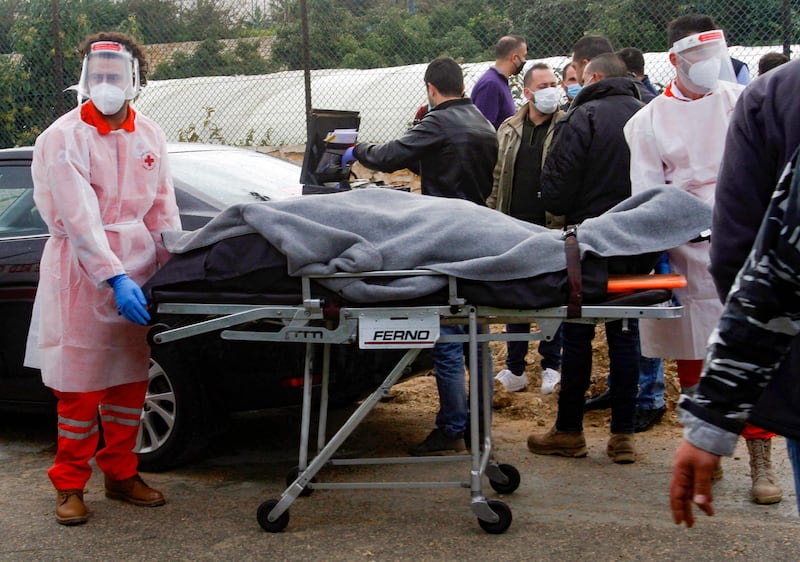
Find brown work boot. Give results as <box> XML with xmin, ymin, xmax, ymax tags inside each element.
<box><xmin>55</xmin><ymin>489</ymin><xmax>88</xmax><ymax>526</ymax></box>
<box><xmin>711</xmin><ymin>460</ymin><xmax>724</xmax><ymax>482</ymax></box>
<box><xmin>105</xmin><ymin>474</ymin><xmax>166</xmax><ymax>507</ymax></box>
<box><xmin>527</xmin><ymin>426</ymin><xmax>587</xmax><ymax>457</ymax></box>
<box><xmin>606</xmin><ymin>433</ymin><xmax>637</xmax><ymax>464</ymax></box>
<box><xmin>747</xmin><ymin>438</ymin><xmax>782</xmax><ymax>505</ymax></box>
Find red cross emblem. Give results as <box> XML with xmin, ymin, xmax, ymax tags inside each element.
<box><xmin>142</xmin><ymin>152</ymin><xmax>156</xmax><ymax>170</ymax></box>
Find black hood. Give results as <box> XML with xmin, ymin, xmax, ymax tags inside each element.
<box><xmin>571</xmin><ymin>76</ymin><xmax>642</xmax><ymax>108</ymax></box>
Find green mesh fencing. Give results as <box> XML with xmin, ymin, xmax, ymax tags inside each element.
<box><xmin>1</xmin><ymin>0</ymin><xmax>797</xmax><ymax>148</ymax></box>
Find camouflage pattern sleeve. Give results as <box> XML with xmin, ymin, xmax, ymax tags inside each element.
<box><xmin>680</xmin><ymin>146</ymin><xmax>800</xmax><ymax>455</ymax></box>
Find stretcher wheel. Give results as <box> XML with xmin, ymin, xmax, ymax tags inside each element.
<box><xmin>488</xmin><ymin>463</ymin><xmax>520</xmax><ymax>495</ymax></box>
<box><xmin>477</xmin><ymin>499</ymin><xmax>512</xmax><ymax>534</ymax></box>
<box><xmin>287</xmin><ymin>466</ymin><xmax>315</xmax><ymax>497</ymax></box>
<box><xmin>257</xmin><ymin>499</ymin><xmax>289</xmax><ymax>533</ymax></box>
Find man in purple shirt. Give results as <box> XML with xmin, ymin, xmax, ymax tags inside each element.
<box><xmin>471</xmin><ymin>35</ymin><xmax>527</xmax><ymax>129</ymax></box>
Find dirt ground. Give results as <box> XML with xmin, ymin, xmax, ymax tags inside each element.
<box><xmin>384</xmin><ymin>324</ymin><xmax>682</xmax><ymax>442</ymax></box>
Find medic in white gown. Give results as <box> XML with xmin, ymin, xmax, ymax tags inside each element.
<box><xmin>30</xmin><ymin>42</ymin><xmax>180</xmax><ymax>392</ymax></box>
<box><xmin>27</xmin><ymin>32</ymin><xmax>181</xmax><ymax>525</ymax></box>
<box><xmin>623</xmin><ymin>29</ymin><xmax>742</xmax><ymax>363</ymax></box>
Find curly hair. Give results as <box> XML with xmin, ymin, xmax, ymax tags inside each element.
<box><xmin>78</xmin><ymin>31</ymin><xmax>149</xmax><ymax>86</ymax></box>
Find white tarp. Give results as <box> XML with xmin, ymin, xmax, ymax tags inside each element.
<box><xmin>134</xmin><ymin>45</ymin><xmax>795</xmax><ymax>146</ymax></box>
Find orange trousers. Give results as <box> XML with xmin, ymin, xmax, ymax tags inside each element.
<box><xmin>677</xmin><ymin>359</ymin><xmax>775</xmax><ymax>440</ymax></box>
<box><xmin>48</xmin><ymin>380</ymin><xmax>147</xmax><ymax>490</ymax></box>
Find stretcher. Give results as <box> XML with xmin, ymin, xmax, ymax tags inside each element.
<box><xmin>147</xmin><ymin>268</ymin><xmax>684</xmax><ymax>534</ymax></box>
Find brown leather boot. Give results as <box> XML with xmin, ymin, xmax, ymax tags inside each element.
<box><xmin>607</xmin><ymin>433</ymin><xmax>637</xmax><ymax>464</ymax></box>
<box><xmin>105</xmin><ymin>474</ymin><xmax>166</xmax><ymax>507</ymax></box>
<box><xmin>56</xmin><ymin>489</ymin><xmax>88</xmax><ymax>525</ymax></box>
<box><xmin>746</xmin><ymin>438</ymin><xmax>782</xmax><ymax>505</ymax></box>
<box><xmin>711</xmin><ymin>460</ymin><xmax>724</xmax><ymax>482</ymax></box>
<box><xmin>527</xmin><ymin>426</ymin><xmax>588</xmax><ymax>457</ymax></box>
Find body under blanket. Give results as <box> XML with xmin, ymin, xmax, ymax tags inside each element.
<box><xmin>161</xmin><ymin>186</ymin><xmax>711</xmax><ymax>303</ymax></box>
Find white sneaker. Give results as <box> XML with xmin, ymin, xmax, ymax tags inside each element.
<box><xmin>541</xmin><ymin>368</ymin><xmax>561</xmax><ymax>395</ymax></box>
<box><xmin>495</xmin><ymin>369</ymin><xmax>529</xmax><ymax>392</ymax></box>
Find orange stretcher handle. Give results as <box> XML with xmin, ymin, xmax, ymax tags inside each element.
<box><xmin>606</xmin><ymin>273</ymin><xmax>687</xmax><ymax>293</ymax></box>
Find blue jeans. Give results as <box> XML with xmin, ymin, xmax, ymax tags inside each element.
<box><xmin>557</xmin><ymin>320</ymin><xmax>639</xmax><ymax>434</ymax></box>
<box><xmin>607</xmin><ymin>337</ymin><xmax>665</xmax><ymax>410</ymax></box>
<box><xmin>636</xmin><ymin>355</ymin><xmax>665</xmax><ymax>409</ymax></box>
<box><xmin>505</xmin><ymin>323</ymin><xmax>563</xmax><ymax>374</ymax></box>
<box><xmin>787</xmin><ymin>438</ymin><xmax>800</xmax><ymax>516</ymax></box>
<box><xmin>431</xmin><ymin>324</ymin><xmax>489</xmax><ymax>437</ymax></box>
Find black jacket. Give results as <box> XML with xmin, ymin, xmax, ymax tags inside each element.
<box><xmin>353</xmin><ymin>98</ymin><xmax>498</xmax><ymax>205</ymax></box>
<box><xmin>709</xmin><ymin>58</ymin><xmax>800</xmax><ymax>438</ymax></box>
<box><xmin>633</xmin><ymin>79</ymin><xmax>655</xmax><ymax>104</ymax></box>
<box><xmin>540</xmin><ymin>77</ymin><xmax>644</xmax><ymax>225</ymax></box>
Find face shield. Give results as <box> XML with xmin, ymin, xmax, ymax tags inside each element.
<box><xmin>669</xmin><ymin>30</ymin><xmax>736</xmax><ymax>96</ymax></box>
<box><xmin>75</xmin><ymin>41</ymin><xmax>140</xmax><ymax>114</ymax></box>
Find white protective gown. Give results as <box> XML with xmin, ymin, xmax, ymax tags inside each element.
<box><xmin>26</xmin><ymin>103</ymin><xmax>181</xmax><ymax>392</ymax></box>
<box><xmin>623</xmin><ymin>80</ymin><xmax>743</xmax><ymax>359</ymax></box>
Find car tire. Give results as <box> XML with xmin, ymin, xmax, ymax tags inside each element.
<box><xmin>135</xmin><ymin>344</ymin><xmax>216</xmax><ymax>472</ymax></box>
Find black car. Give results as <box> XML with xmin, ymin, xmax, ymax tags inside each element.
<box><xmin>0</xmin><ymin>144</ymin><xmax>411</xmax><ymax>471</ymax></box>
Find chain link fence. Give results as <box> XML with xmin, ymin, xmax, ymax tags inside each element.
<box><xmin>1</xmin><ymin>0</ymin><xmax>798</xmax><ymax>149</ymax></box>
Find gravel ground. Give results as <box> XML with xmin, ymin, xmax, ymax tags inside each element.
<box><xmin>2</xmin><ymin>362</ymin><xmax>799</xmax><ymax>561</ymax></box>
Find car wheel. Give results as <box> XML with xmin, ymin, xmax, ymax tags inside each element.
<box><xmin>135</xmin><ymin>344</ymin><xmax>215</xmax><ymax>472</ymax></box>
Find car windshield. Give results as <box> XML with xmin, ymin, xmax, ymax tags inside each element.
<box><xmin>0</xmin><ymin>164</ymin><xmax>46</xmax><ymax>237</ymax></box>
<box><xmin>168</xmin><ymin>148</ymin><xmax>302</xmax><ymax>207</ymax></box>
<box><xmin>0</xmin><ymin>165</ymin><xmax>34</xmax><ymax>194</ymax></box>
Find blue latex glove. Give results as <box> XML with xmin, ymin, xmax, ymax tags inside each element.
<box><xmin>108</xmin><ymin>273</ymin><xmax>151</xmax><ymax>325</ymax></box>
<box><xmin>341</xmin><ymin>146</ymin><xmax>356</xmax><ymax>168</ymax></box>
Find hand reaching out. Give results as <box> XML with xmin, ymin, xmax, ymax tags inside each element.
<box><xmin>669</xmin><ymin>439</ymin><xmax>718</xmax><ymax>527</ymax></box>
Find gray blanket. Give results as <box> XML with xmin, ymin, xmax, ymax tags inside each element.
<box><xmin>163</xmin><ymin>186</ymin><xmax>711</xmax><ymax>303</ymax></box>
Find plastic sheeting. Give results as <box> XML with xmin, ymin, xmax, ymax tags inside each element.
<box><xmin>133</xmin><ymin>45</ymin><xmax>791</xmax><ymax>146</ymax></box>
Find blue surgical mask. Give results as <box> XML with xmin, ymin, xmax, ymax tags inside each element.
<box><xmin>566</xmin><ymin>83</ymin><xmax>582</xmax><ymax>99</ymax></box>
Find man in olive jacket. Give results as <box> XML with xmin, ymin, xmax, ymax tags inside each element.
<box><xmin>487</xmin><ymin>62</ymin><xmax>566</xmax><ymax>396</ymax></box>
<box><xmin>487</xmin><ymin>63</ymin><xmax>566</xmax><ymax>224</ymax></box>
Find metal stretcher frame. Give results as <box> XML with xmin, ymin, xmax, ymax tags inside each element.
<box><xmin>149</xmin><ymin>269</ymin><xmax>683</xmax><ymax>534</ymax></box>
